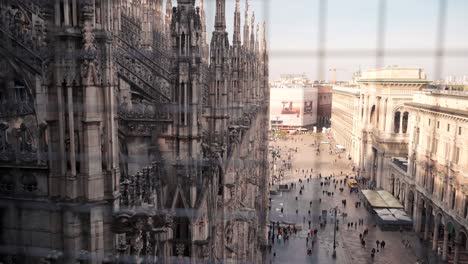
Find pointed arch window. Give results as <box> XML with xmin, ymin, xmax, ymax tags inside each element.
<box><xmin>181</xmin><ymin>32</ymin><xmax>186</xmax><ymax>55</ymax></box>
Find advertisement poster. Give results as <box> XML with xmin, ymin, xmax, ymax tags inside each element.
<box><xmin>270</xmin><ymin>87</ymin><xmax>317</xmax><ymax>128</ymax></box>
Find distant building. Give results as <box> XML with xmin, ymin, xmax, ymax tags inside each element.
<box><xmin>332</xmin><ymin>66</ymin><xmax>468</xmax><ymax>261</ymax></box>
<box><xmin>388</xmin><ymin>90</ymin><xmax>468</xmax><ymax>263</ymax></box>
<box><xmin>330</xmin><ymin>83</ymin><xmax>360</xmax><ymax>160</ymax></box>
<box><xmin>355</xmin><ymin>67</ymin><xmax>429</xmax><ymax>188</ymax></box>
<box><xmin>270</xmin><ymin>74</ymin><xmax>318</xmax><ymax>130</ymax></box>
<box><xmin>317</xmin><ymin>85</ymin><xmax>333</xmax><ymax>128</ymax></box>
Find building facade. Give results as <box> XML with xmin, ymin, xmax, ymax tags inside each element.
<box><xmin>269</xmin><ymin>74</ymin><xmax>318</xmax><ymax>130</ymax></box>
<box><xmin>387</xmin><ymin>90</ymin><xmax>468</xmax><ymax>263</ymax></box>
<box><xmin>0</xmin><ymin>0</ymin><xmax>269</xmax><ymax>263</ymax></box>
<box><xmin>355</xmin><ymin>67</ymin><xmax>429</xmax><ymax>188</ymax></box>
<box><xmin>330</xmin><ymin>84</ymin><xmax>360</xmax><ymax>161</ymax></box>
<box><xmin>317</xmin><ymin>85</ymin><xmax>332</xmax><ymax>128</ymax></box>
<box><xmin>332</xmin><ymin>67</ymin><xmax>468</xmax><ymax>262</ymax></box>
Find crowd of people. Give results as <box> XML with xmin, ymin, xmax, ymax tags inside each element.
<box><xmin>268</xmin><ymin>132</ymin><xmax>396</xmax><ymax>263</ymax></box>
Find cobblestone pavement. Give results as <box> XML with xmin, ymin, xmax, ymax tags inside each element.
<box><xmin>267</xmin><ymin>133</ymin><xmax>440</xmax><ymax>264</ymax></box>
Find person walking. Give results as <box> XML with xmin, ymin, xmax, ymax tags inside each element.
<box><xmin>376</xmin><ymin>240</ymin><xmax>380</xmax><ymax>249</ymax></box>
<box><xmin>381</xmin><ymin>240</ymin><xmax>386</xmax><ymax>249</ymax></box>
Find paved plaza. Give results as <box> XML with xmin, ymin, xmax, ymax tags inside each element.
<box><xmin>267</xmin><ymin>133</ymin><xmax>441</xmax><ymax>264</ymax></box>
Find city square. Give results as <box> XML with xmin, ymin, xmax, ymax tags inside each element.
<box><xmin>267</xmin><ymin>133</ymin><xmax>442</xmax><ymax>264</ymax></box>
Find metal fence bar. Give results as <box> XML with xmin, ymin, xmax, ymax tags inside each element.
<box><xmin>376</xmin><ymin>0</ymin><xmax>387</xmax><ymax>68</ymax></box>
<box><xmin>317</xmin><ymin>0</ymin><xmax>328</xmax><ymax>80</ymax></box>
<box><xmin>434</xmin><ymin>0</ymin><xmax>448</xmax><ymax>81</ymax></box>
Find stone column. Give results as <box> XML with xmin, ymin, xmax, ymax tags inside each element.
<box><xmin>376</xmin><ymin>154</ymin><xmax>384</xmax><ymax>188</ymax></box>
<box><xmin>453</xmin><ymin>239</ymin><xmax>460</xmax><ymax>264</ymax></box>
<box><xmin>67</xmin><ymin>83</ymin><xmax>76</xmax><ymax>177</ymax></box>
<box><xmin>63</xmin><ymin>210</ymin><xmax>81</xmax><ymax>262</ymax></box>
<box><xmin>72</xmin><ymin>0</ymin><xmax>77</xmax><ymax>26</ymax></box>
<box><xmin>364</xmin><ymin>95</ymin><xmax>369</xmax><ymax>125</ymax></box>
<box><xmin>57</xmin><ymin>82</ymin><xmax>67</xmax><ymax>178</ymax></box>
<box><xmin>55</xmin><ymin>0</ymin><xmax>61</xmax><ymax>26</ymax></box>
<box><xmin>442</xmin><ymin>227</ymin><xmax>449</xmax><ymax>261</ymax></box>
<box><xmin>90</xmin><ymin>207</ymin><xmax>105</xmax><ymax>264</ymax></box>
<box><xmin>432</xmin><ymin>221</ymin><xmax>439</xmax><ymax>251</ymax></box>
<box><xmin>385</xmin><ymin>102</ymin><xmax>393</xmax><ymax>134</ymax></box>
<box><xmin>415</xmin><ymin>204</ymin><xmax>423</xmax><ymax>233</ymax></box>
<box><xmin>424</xmin><ymin>212</ymin><xmax>430</xmax><ymax>240</ymax></box>
<box><xmin>63</xmin><ymin>0</ymin><xmax>70</xmax><ymax>26</ymax></box>
<box><xmin>399</xmin><ymin>111</ymin><xmax>404</xmax><ymax>134</ymax></box>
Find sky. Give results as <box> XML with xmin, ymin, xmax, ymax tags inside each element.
<box><xmin>179</xmin><ymin>0</ymin><xmax>468</xmax><ymax>82</ymax></box>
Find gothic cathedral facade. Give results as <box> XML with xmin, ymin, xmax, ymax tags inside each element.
<box><xmin>0</xmin><ymin>0</ymin><xmax>269</xmax><ymax>263</ymax></box>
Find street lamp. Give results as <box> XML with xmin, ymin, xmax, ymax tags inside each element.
<box><xmin>332</xmin><ymin>206</ymin><xmax>338</xmax><ymax>258</ymax></box>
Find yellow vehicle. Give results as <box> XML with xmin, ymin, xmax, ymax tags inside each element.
<box><xmin>348</xmin><ymin>179</ymin><xmax>358</xmax><ymax>190</ymax></box>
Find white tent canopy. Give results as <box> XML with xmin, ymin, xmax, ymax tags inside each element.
<box><xmin>374</xmin><ymin>208</ymin><xmax>412</xmax><ymax>224</ymax></box>
<box><xmin>362</xmin><ymin>190</ymin><xmax>404</xmax><ymax>209</ymax></box>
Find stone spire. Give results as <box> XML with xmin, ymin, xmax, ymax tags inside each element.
<box><xmin>255</xmin><ymin>23</ymin><xmax>260</xmax><ymax>54</ymax></box>
<box><xmin>215</xmin><ymin>0</ymin><xmax>226</xmax><ymax>31</ymax></box>
<box><xmin>233</xmin><ymin>0</ymin><xmax>241</xmax><ymax>44</ymax></box>
<box><xmin>250</xmin><ymin>12</ymin><xmax>255</xmax><ymax>52</ymax></box>
<box><xmin>165</xmin><ymin>0</ymin><xmax>172</xmax><ymax>39</ymax></box>
<box><xmin>243</xmin><ymin>0</ymin><xmax>250</xmax><ymax>49</ymax></box>
<box><xmin>157</xmin><ymin>0</ymin><xmax>164</xmax><ymax>32</ymax></box>
<box><xmin>200</xmin><ymin>0</ymin><xmax>207</xmax><ymax>45</ymax></box>
<box><xmin>261</xmin><ymin>21</ymin><xmax>267</xmax><ymax>53</ymax></box>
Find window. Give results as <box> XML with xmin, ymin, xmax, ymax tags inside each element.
<box><xmin>437</xmin><ymin>121</ymin><xmax>440</xmax><ymax>129</ymax></box>
<box><xmin>459</xmin><ymin>127</ymin><xmax>462</xmax><ymax>136</ymax></box>
<box><xmin>454</xmin><ymin>147</ymin><xmax>461</xmax><ymax>164</ymax></box>
<box><xmin>394</xmin><ymin>112</ymin><xmax>401</xmax><ymax>133</ymax></box>
<box><xmin>430</xmin><ymin>174</ymin><xmax>435</xmax><ymax>194</ymax></box>
<box><xmin>464</xmin><ymin>198</ymin><xmax>468</xmax><ymax>218</ymax></box>
<box><xmin>402</xmin><ymin>112</ymin><xmax>409</xmax><ymax>133</ymax></box>
<box><xmin>447</xmin><ymin>124</ymin><xmax>450</xmax><ymax>132</ymax></box>
<box><xmin>181</xmin><ymin>32</ymin><xmax>186</xmax><ymax>55</ymax></box>
<box><xmin>426</xmin><ymin>136</ymin><xmax>431</xmax><ymax>150</ymax></box>
<box><xmin>428</xmin><ymin>119</ymin><xmax>431</xmax><ymax>126</ymax></box>
<box><xmin>416</xmin><ymin>128</ymin><xmax>420</xmax><ymax>145</ymax></box>
<box><xmin>441</xmin><ymin>183</ymin><xmax>446</xmax><ymax>202</ymax></box>
<box><xmin>452</xmin><ymin>189</ymin><xmax>456</xmax><ymax>210</ymax></box>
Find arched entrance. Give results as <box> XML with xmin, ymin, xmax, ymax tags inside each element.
<box><xmin>454</xmin><ymin>231</ymin><xmax>468</xmax><ymax>264</ymax></box>
<box><xmin>399</xmin><ymin>183</ymin><xmax>406</xmax><ymax>205</ymax></box>
<box><xmin>442</xmin><ymin>221</ymin><xmax>456</xmax><ymax>261</ymax></box>
<box><xmin>417</xmin><ymin>198</ymin><xmax>425</xmax><ymax>234</ymax></box>
<box><xmin>394</xmin><ymin>178</ymin><xmax>400</xmax><ymax>197</ymax></box>
<box><xmin>407</xmin><ymin>190</ymin><xmax>415</xmax><ymax>217</ymax></box>
<box><xmin>423</xmin><ymin>205</ymin><xmax>434</xmax><ymax>241</ymax></box>
<box><xmin>432</xmin><ymin>212</ymin><xmax>444</xmax><ymax>251</ymax></box>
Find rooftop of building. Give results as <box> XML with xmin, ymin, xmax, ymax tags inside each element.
<box><xmin>271</xmin><ymin>74</ymin><xmax>315</xmax><ymax>89</ymax></box>
<box><xmin>331</xmin><ymin>83</ymin><xmax>361</xmax><ymax>95</ymax></box>
<box><xmin>358</xmin><ymin>66</ymin><xmax>430</xmax><ymax>83</ymax></box>
<box><xmin>405</xmin><ymin>90</ymin><xmax>468</xmax><ymax>118</ymax></box>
